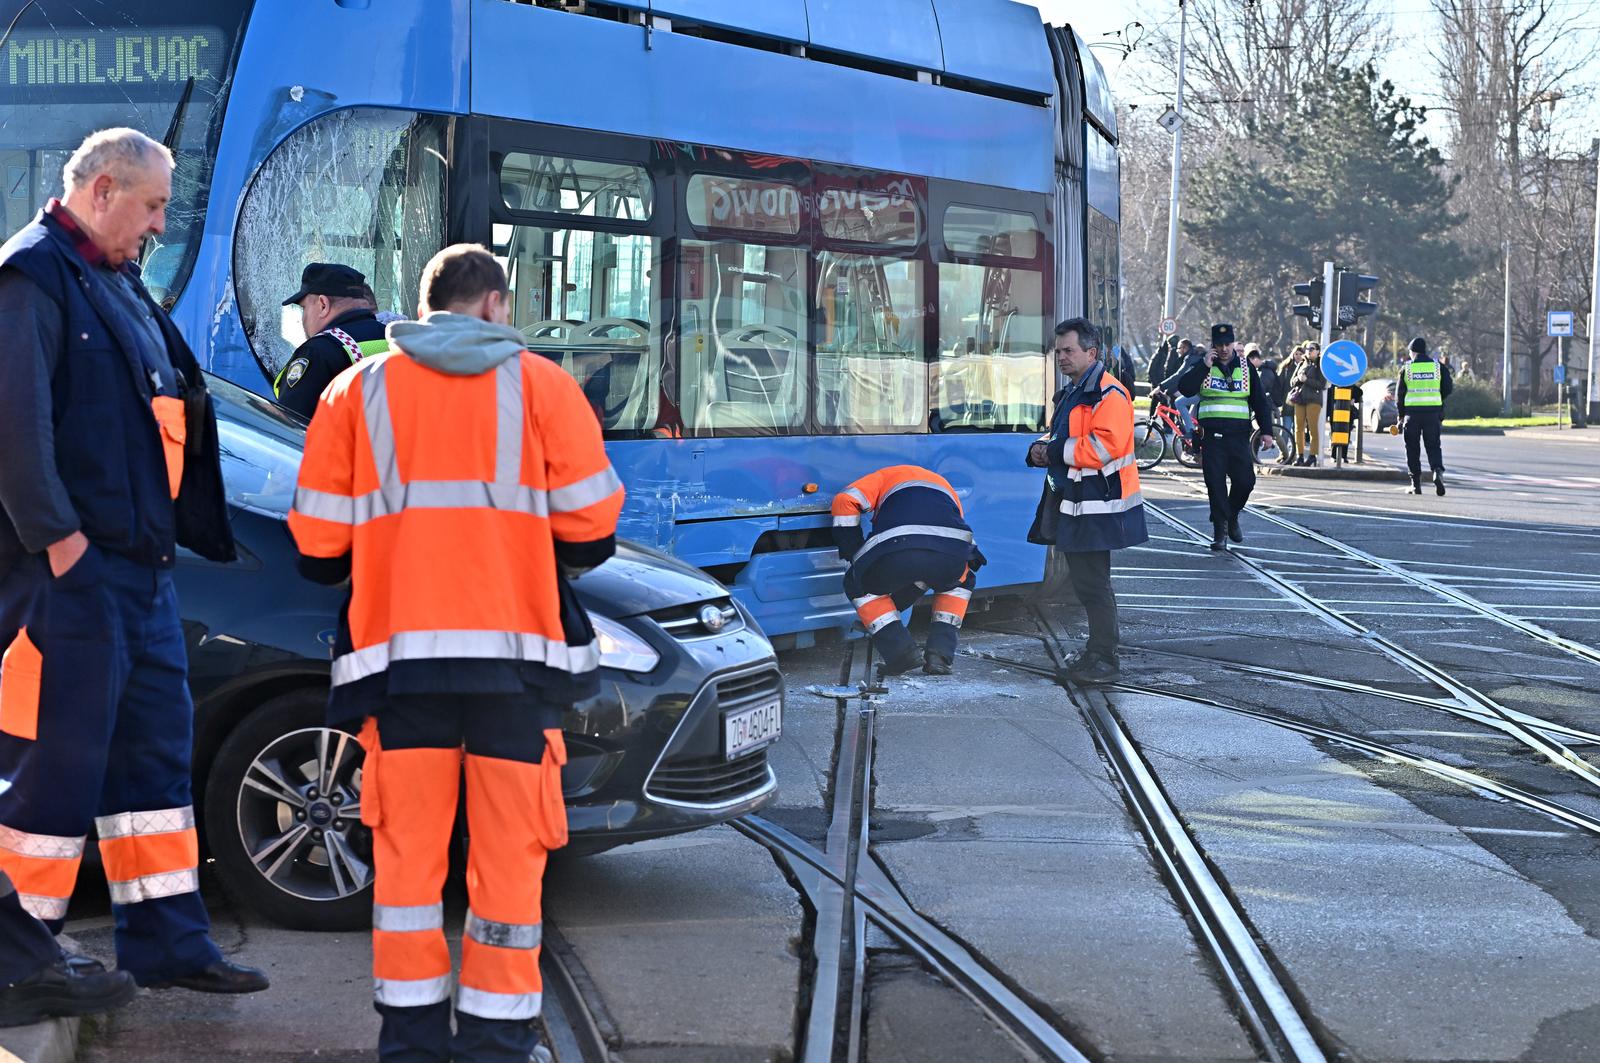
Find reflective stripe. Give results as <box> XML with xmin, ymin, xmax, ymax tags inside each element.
<box><xmin>943</xmin><ymin>587</ymin><xmax>973</xmax><ymax>602</ymax></box>
<box><xmin>931</xmin><ymin>610</ymin><xmax>965</xmax><ymax>627</ymax></box>
<box><xmin>1086</xmin><ymin>435</ymin><xmax>1112</xmax><ymax>464</ymax></box>
<box><xmin>374</xmin><ymin>903</ymin><xmax>445</xmax><ymax>933</ymax></box>
<box><xmin>833</xmin><ymin>514</ymin><xmax>861</xmax><ymax>527</ymax></box>
<box><xmin>457</xmin><ymin>986</ymin><xmax>542</xmax><ymax>1021</ymax></box>
<box><xmin>1068</xmin><ymin>453</ymin><xmax>1135</xmax><ymax>481</ymax></box>
<box><xmin>465</xmin><ymin>911</ymin><xmax>542</xmax><ymax>950</ymax></box>
<box><xmin>95</xmin><ymin>806</ymin><xmax>194</xmax><ymax>841</ymax></box>
<box><xmin>850</xmin><ymin>594</ymin><xmax>879</xmax><ymax>609</ymax></box>
<box><xmin>842</xmin><ymin>487</ymin><xmax>872</xmax><ymax>512</ymax></box>
<box><xmin>333</xmin><ymin>630</ymin><xmax>601</xmax><ymax>688</ymax></box>
<box><xmin>1059</xmin><ymin>491</ymin><xmax>1145</xmax><ymax>517</ymax></box>
<box><xmin>293</xmin><ymin>486</ymin><xmax>356</xmax><ymax>525</ymax></box>
<box><xmin>0</xmin><ymin>826</ymin><xmax>85</xmax><ymax>861</ymax></box>
<box><xmin>864</xmin><ymin>612</ymin><xmax>898</xmax><ymax>634</ymax></box>
<box><xmin>107</xmin><ymin>868</ymin><xmax>199</xmax><ymax>905</ymax></box>
<box><xmin>852</xmin><ymin>524</ymin><xmax>974</xmax><ymax>566</ymax></box>
<box><xmin>1197</xmin><ymin>400</ymin><xmax>1250</xmax><ymax>418</ymax></box>
<box><xmin>880</xmin><ymin>478</ymin><xmax>958</xmax><ymax>506</ymax></box>
<box><xmin>494</xmin><ymin>360</ymin><xmax>524</xmax><ymax>486</ymax></box>
<box><xmin>362</xmin><ymin>360</ymin><xmax>399</xmax><ymax>492</ymax></box>
<box><xmin>18</xmin><ymin>894</ymin><xmax>68</xmax><ymax>921</ymax></box>
<box><xmin>549</xmin><ymin>466</ymin><xmax>623</xmax><ymax>513</ymax></box>
<box><xmin>375</xmin><ymin>974</ymin><xmax>453</xmax><ymax>1008</ymax></box>
<box><xmin>349</xmin><ymin>481</ymin><xmax>550</xmax><ymax>523</ymax></box>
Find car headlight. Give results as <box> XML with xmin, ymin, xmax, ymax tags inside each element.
<box><xmin>589</xmin><ymin>613</ymin><xmax>660</xmax><ymax>673</ymax></box>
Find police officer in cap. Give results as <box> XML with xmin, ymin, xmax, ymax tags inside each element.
<box><xmin>1398</xmin><ymin>335</ymin><xmax>1453</xmax><ymax>495</ymax></box>
<box><xmin>1167</xmin><ymin>323</ymin><xmax>1276</xmax><ymax>551</ymax></box>
<box><xmin>273</xmin><ymin>263</ymin><xmax>390</xmax><ymax>418</ymax></box>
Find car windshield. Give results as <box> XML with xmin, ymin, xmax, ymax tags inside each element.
<box><xmin>0</xmin><ymin>0</ymin><xmax>250</xmax><ymax>308</ymax></box>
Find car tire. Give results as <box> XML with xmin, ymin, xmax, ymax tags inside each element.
<box><xmin>204</xmin><ymin>689</ymin><xmax>374</xmax><ymax>931</ymax></box>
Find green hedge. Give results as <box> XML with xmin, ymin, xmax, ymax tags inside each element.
<box><xmin>1444</xmin><ymin>379</ymin><xmax>1502</xmax><ymax>419</ymax></box>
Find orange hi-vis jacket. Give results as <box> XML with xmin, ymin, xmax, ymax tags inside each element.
<box><xmin>288</xmin><ymin>345</ymin><xmax>624</xmax><ymax>718</ymax></box>
<box><xmin>829</xmin><ymin>465</ymin><xmax>977</xmax><ymax>568</ymax></box>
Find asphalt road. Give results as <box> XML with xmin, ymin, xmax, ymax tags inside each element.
<box><xmin>35</xmin><ymin>427</ymin><xmax>1600</xmax><ymax>1063</ymax></box>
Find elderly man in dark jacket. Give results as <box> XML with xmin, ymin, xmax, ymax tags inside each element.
<box><xmin>0</xmin><ymin>128</ymin><xmax>266</xmax><ymax>994</ymax></box>
<box><xmin>1027</xmin><ymin>317</ymin><xmax>1148</xmax><ymax>685</ymax></box>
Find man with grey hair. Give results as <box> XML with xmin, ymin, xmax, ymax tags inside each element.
<box><xmin>0</xmin><ymin>128</ymin><xmax>267</xmax><ymax>994</ymax></box>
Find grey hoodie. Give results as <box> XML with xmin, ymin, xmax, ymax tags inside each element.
<box><xmin>385</xmin><ymin>311</ymin><xmax>526</xmax><ymax>376</ymax></box>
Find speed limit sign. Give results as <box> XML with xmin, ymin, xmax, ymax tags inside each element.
<box><xmin>1159</xmin><ymin>317</ymin><xmax>1177</xmax><ymax>336</ymax></box>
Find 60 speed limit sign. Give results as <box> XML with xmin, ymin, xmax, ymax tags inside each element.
<box><xmin>1159</xmin><ymin>317</ymin><xmax>1178</xmax><ymax>336</ymax></box>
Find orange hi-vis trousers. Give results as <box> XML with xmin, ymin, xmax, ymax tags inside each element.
<box><xmin>358</xmin><ymin>697</ymin><xmax>567</xmax><ymax>1059</ymax></box>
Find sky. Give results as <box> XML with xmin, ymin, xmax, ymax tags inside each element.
<box><xmin>1030</xmin><ymin>0</ymin><xmax>1598</xmax><ymax>152</ymax></box>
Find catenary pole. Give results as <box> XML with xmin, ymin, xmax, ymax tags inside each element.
<box><xmin>1587</xmin><ymin>143</ymin><xmax>1600</xmax><ymax>419</ymax></box>
<box><xmin>1161</xmin><ymin>0</ymin><xmax>1187</xmax><ymax>321</ymax></box>
<box><xmin>1503</xmin><ymin>240</ymin><xmax>1513</xmax><ymax>416</ymax></box>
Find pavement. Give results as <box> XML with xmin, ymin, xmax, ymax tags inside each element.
<box><xmin>36</xmin><ymin>430</ymin><xmax>1600</xmax><ymax>1062</ymax></box>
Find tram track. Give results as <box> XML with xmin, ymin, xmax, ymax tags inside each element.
<box><xmin>736</xmin><ymin>640</ymin><xmax>1092</xmax><ymax>1063</ymax></box>
<box><xmin>539</xmin><ymin>922</ymin><xmax>617</xmax><ymax>1063</ymax></box>
<box><xmin>1141</xmin><ymin>498</ymin><xmax>1600</xmax><ymax>795</ymax></box>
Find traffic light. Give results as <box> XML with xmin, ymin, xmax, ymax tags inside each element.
<box><xmin>1292</xmin><ymin>279</ymin><xmax>1323</xmax><ymax>331</ymax></box>
<box><xmin>1334</xmin><ymin>271</ymin><xmax>1379</xmax><ymax>330</ymax></box>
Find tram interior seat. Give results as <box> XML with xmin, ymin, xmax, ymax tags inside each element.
<box><xmin>521</xmin><ymin>317</ymin><xmax>655</xmax><ymax>430</ymax></box>
<box><xmin>699</xmin><ymin>326</ymin><xmax>802</xmax><ymax>433</ymax></box>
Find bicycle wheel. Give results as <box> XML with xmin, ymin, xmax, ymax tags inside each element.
<box><xmin>1132</xmin><ymin>420</ymin><xmax>1166</xmax><ymax>470</ymax></box>
<box><xmin>1174</xmin><ymin>432</ymin><xmax>1201</xmax><ymax>469</ymax></box>
<box><xmin>1251</xmin><ymin>425</ymin><xmax>1295</xmax><ymax>466</ymax></box>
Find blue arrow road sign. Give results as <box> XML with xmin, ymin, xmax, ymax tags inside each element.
<box><xmin>1321</xmin><ymin>340</ymin><xmax>1367</xmax><ymax>387</ymax></box>
<box><xmin>1554</xmin><ymin>364</ymin><xmax>1566</xmax><ymax>383</ymax></box>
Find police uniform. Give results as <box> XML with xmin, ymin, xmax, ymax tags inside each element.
<box><xmin>831</xmin><ymin>466</ymin><xmax>984</xmax><ymax>676</ymax></box>
<box><xmin>274</xmin><ymin>263</ymin><xmax>391</xmax><ymax>419</ymax></box>
<box><xmin>1399</xmin><ymin>335</ymin><xmax>1453</xmax><ymax>495</ymax></box>
<box><xmin>1170</xmin><ymin>323</ymin><xmax>1276</xmax><ymax>550</ymax></box>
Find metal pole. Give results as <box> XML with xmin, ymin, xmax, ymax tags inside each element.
<box><xmin>1161</xmin><ymin>0</ymin><xmax>1188</xmax><ymax>320</ymax></box>
<box><xmin>1588</xmin><ymin>143</ymin><xmax>1600</xmax><ymax>420</ymax></box>
<box><xmin>1502</xmin><ymin>240</ymin><xmax>1513</xmax><ymax>416</ymax></box>
<box><xmin>1319</xmin><ymin>261</ymin><xmax>1335</xmax><ymax>353</ymax></box>
<box><xmin>1559</xmin><ymin>335</ymin><xmax>1565</xmax><ymax>429</ymax></box>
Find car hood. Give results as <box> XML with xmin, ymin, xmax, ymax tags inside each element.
<box><xmin>206</xmin><ymin>375</ymin><xmax>726</xmax><ymax>617</ymax></box>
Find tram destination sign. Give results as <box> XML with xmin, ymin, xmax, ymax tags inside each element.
<box><xmin>3</xmin><ymin>27</ymin><xmax>226</xmax><ymax>100</ymax></box>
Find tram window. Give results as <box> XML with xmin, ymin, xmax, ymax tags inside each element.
<box><xmin>494</xmin><ymin>222</ymin><xmax>663</xmax><ymax>435</ymax></box>
<box><xmin>499</xmin><ymin>153</ymin><xmax>652</xmax><ymax>221</ymax></box>
<box><xmin>233</xmin><ymin>108</ymin><xmax>448</xmax><ymax>380</ymax></box>
<box><xmin>815</xmin><ymin>253</ymin><xmax>925</xmax><ymax>433</ymax></box>
<box><xmin>686</xmin><ymin>175</ymin><xmax>802</xmax><ymax>236</ymax></box>
<box><xmin>932</xmin><ymin>264</ymin><xmax>1046</xmax><ymax>433</ymax></box>
<box><xmin>818</xmin><ymin>180</ymin><xmax>920</xmax><ymax>246</ymax></box>
<box><xmin>680</xmin><ymin>240</ymin><xmax>808</xmax><ymax>435</ymax></box>
<box><xmin>943</xmin><ymin>205</ymin><xmax>1040</xmax><ymax>260</ymax></box>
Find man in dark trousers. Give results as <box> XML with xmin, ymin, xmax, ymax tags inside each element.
<box><xmin>1399</xmin><ymin>335</ymin><xmax>1453</xmax><ymax>495</ymax></box>
<box><xmin>1168</xmin><ymin>323</ymin><xmax>1276</xmax><ymax>550</ymax></box>
<box><xmin>273</xmin><ymin>262</ymin><xmax>391</xmax><ymax>418</ymax></box>
<box><xmin>0</xmin><ymin>128</ymin><xmax>266</xmax><ymax>992</ymax></box>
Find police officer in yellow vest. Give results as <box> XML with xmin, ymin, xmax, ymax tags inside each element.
<box><xmin>273</xmin><ymin>263</ymin><xmax>391</xmax><ymax>418</ymax></box>
<box><xmin>1399</xmin><ymin>335</ymin><xmax>1453</xmax><ymax>495</ymax></box>
<box><xmin>1167</xmin><ymin>323</ymin><xmax>1276</xmax><ymax>551</ymax></box>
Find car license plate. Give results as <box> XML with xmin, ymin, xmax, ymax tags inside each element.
<box><xmin>725</xmin><ymin>700</ymin><xmax>782</xmax><ymax>761</ymax></box>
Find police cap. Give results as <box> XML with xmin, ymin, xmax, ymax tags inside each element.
<box><xmin>1211</xmin><ymin>323</ymin><xmax>1236</xmax><ymax>348</ymax></box>
<box><xmin>283</xmin><ymin>263</ymin><xmax>368</xmax><ymax>306</ymax></box>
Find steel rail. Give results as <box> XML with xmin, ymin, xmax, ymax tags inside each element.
<box><xmin>1031</xmin><ymin>610</ymin><xmax>1327</xmax><ymax>1062</ymax></box>
<box><xmin>1251</xmin><ymin>505</ymin><xmax>1600</xmax><ymax>668</ymax></box>
<box><xmin>540</xmin><ymin>926</ymin><xmax>616</xmax><ymax>1063</ymax></box>
<box><xmin>1142</xmin><ymin>500</ymin><xmax>1600</xmax><ymax>794</ymax></box>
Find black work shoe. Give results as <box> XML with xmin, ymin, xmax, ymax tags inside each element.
<box><xmin>61</xmin><ymin>948</ymin><xmax>106</xmax><ymax>976</ymax></box>
<box><xmin>0</xmin><ymin>959</ymin><xmax>137</xmax><ymax>1027</ymax></box>
<box><xmin>1407</xmin><ymin>474</ymin><xmax>1422</xmax><ymax>495</ymax></box>
<box><xmin>876</xmin><ymin>650</ymin><xmax>920</xmax><ymax>678</ymax></box>
<box><xmin>1210</xmin><ymin>523</ymin><xmax>1227</xmax><ymax>551</ymax></box>
<box><xmin>1227</xmin><ymin>517</ymin><xmax>1243</xmax><ymax>543</ymax></box>
<box><xmin>140</xmin><ymin>959</ymin><xmax>270</xmax><ymax>994</ymax></box>
<box><xmin>922</xmin><ymin>653</ymin><xmax>953</xmax><ymax>676</ymax></box>
<box><xmin>1065</xmin><ymin>654</ymin><xmax>1121</xmax><ymax>686</ymax></box>
<box><xmin>1433</xmin><ymin>469</ymin><xmax>1446</xmax><ymax>496</ymax></box>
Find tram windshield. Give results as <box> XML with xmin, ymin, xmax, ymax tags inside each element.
<box><xmin>0</xmin><ymin>0</ymin><xmax>250</xmax><ymax>306</ymax></box>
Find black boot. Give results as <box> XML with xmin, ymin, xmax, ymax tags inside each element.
<box><xmin>1227</xmin><ymin>516</ymin><xmax>1243</xmax><ymax>543</ymax></box>
<box><xmin>1210</xmin><ymin>522</ymin><xmax>1227</xmax><ymax>551</ymax></box>
<box><xmin>922</xmin><ymin>652</ymin><xmax>953</xmax><ymax>676</ymax></box>
<box><xmin>1408</xmin><ymin>474</ymin><xmax>1422</xmax><ymax>495</ymax></box>
<box><xmin>1433</xmin><ymin>468</ymin><xmax>1446</xmax><ymax>496</ymax></box>
<box><xmin>0</xmin><ymin>959</ymin><xmax>137</xmax><ymax>1027</ymax></box>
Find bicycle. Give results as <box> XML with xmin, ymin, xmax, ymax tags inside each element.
<box><xmin>1250</xmin><ymin>423</ymin><xmax>1296</xmax><ymax>467</ymax></box>
<box><xmin>1132</xmin><ymin>395</ymin><xmax>1201</xmax><ymax>470</ymax></box>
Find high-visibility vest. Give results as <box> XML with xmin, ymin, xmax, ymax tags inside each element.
<box><xmin>272</xmin><ymin>327</ymin><xmax>391</xmax><ymax>398</ymax></box>
<box><xmin>1197</xmin><ymin>361</ymin><xmax>1251</xmax><ymax>420</ymax></box>
<box><xmin>1403</xmin><ymin>359</ymin><xmax>1443</xmax><ymax>406</ymax></box>
<box><xmin>288</xmin><ymin>348</ymin><xmax>624</xmax><ymax>709</ymax></box>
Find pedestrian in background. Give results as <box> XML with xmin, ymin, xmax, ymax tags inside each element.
<box><xmin>290</xmin><ymin>244</ymin><xmax>624</xmax><ymax>1063</ymax></box>
<box><xmin>1027</xmin><ymin>317</ymin><xmax>1147</xmax><ymax>684</ymax></box>
<box><xmin>0</xmin><ymin>128</ymin><xmax>267</xmax><ymax>993</ymax></box>
<box><xmin>1288</xmin><ymin>342</ymin><xmax>1327</xmax><ymax>466</ymax></box>
<box><xmin>1399</xmin><ymin>335</ymin><xmax>1453</xmax><ymax>496</ymax></box>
